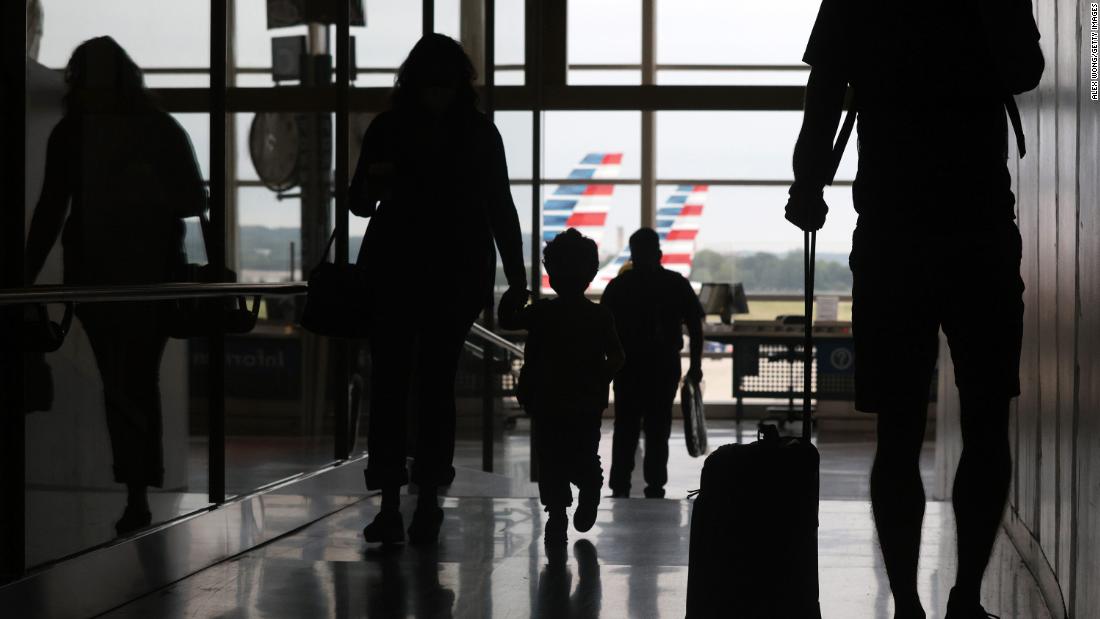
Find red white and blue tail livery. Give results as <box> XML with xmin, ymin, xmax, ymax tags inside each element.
<box><xmin>540</xmin><ymin>153</ymin><xmax>621</xmax><ymax>292</ymax></box>
<box><xmin>588</xmin><ymin>184</ymin><xmax>708</xmax><ymax>292</ymax></box>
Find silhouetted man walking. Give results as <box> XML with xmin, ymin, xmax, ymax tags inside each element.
<box><xmin>787</xmin><ymin>1</ymin><xmax>1042</xmax><ymax>617</ymax></box>
<box><xmin>601</xmin><ymin>228</ymin><xmax>704</xmax><ymax>499</ymax></box>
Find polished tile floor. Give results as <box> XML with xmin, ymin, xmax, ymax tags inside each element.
<box><xmin>452</xmin><ymin>420</ymin><xmax>936</xmax><ymax>501</ymax></box>
<box><xmin>103</xmin><ymin>491</ymin><xmax>1050</xmax><ymax>618</ymax></box>
<box><xmin>26</xmin><ymin>421</ymin><xmax>921</xmax><ymax>569</ymax></box>
<box><xmin>24</xmin><ymin>437</ymin><xmax>339</xmax><ymax>569</ymax></box>
<box><xmin>28</xmin><ymin>422</ymin><xmax>1048</xmax><ymax>618</ymax></box>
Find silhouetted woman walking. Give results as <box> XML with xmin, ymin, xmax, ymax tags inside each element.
<box><xmin>350</xmin><ymin>34</ymin><xmax>527</xmax><ymax>544</ymax></box>
<box><xmin>25</xmin><ymin>37</ymin><xmax>207</xmax><ymax>535</ymax></box>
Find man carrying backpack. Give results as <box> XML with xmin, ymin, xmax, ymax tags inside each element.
<box><xmin>786</xmin><ymin>0</ymin><xmax>1043</xmax><ymax>617</ymax></box>
<box><xmin>601</xmin><ymin>228</ymin><xmax>705</xmax><ymax>499</ymax></box>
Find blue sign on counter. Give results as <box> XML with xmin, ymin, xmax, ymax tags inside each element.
<box><xmin>818</xmin><ymin>340</ymin><xmax>855</xmax><ymax>375</ymax></box>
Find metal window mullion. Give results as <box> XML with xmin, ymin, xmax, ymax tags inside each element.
<box><xmin>208</xmin><ymin>0</ymin><xmax>228</xmax><ymax>505</ymax></box>
<box><xmin>148</xmin><ymin>85</ymin><xmax>809</xmax><ymax>113</ymax></box>
<box><xmin>65</xmin><ymin>63</ymin><xmax>809</xmax><ymax>74</ymax></box>
<box><xmin>525</xmin><ymin>0</ymin><xmax>554</xmax><ymax>486</ymax></box>
<box><xmin>225</xmin><ymin>0</ymin><xmax>239</xmax><ymax>271</ymax></box>
<box><xmin>1</xmin><ymin>0</ymin><xmax>28</xmax><ymax>582</ymax></box>
<box><xmin>640</xmin><ymin>0</ymin><xmax>656</xmax><ymax>229</ymax></box>
<box><xmin>423</xmin><ymin>0</ymin><xmax>434</xmax><ymax>35</ymax></box>
<box><xmin>481</xmin><ymin>0</ymin><xmax>496</xmax><ymax>474</ymax></box>
<box><xmin>332</xmin><ymin>0</ymin><xmax>352</xmax><ymax>461</ymax></box>
<box><xmin>526</xmin><ymin>0</ymin><xmax>542</xmax><ymax>299</ymax></box>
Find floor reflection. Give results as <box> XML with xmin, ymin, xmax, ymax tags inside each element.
<box><xmin>535</xmin><ymin>540</ymin><xmax>601</xmax><ymax>619</ymax></box>
<box><xmin>362</xmin><ymin>546</ymin><xmax>456</xmax><ymax>619</ymax></box>
<box><xmin>101</xmin><ymin>494</ymin><xmax>1052</xmax><ymax>619</ymax></box>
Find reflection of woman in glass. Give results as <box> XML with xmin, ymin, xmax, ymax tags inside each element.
<box><xmin>25</xmin><ymin>37</ymin><xmax>207</xmax><ymax>535</ymax></box>
<box><xmin>351</xmin><ymin>34</ymin><xmax>527</xmax><ymax>544</ymax></box>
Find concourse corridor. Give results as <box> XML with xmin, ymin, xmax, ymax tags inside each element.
<box><xmin>100</xmin><ymin>461</ymin><xmax>1051</xmax><ymax>619</ymax></box>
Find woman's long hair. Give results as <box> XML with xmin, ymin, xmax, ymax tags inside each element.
<box><xmin>63</xmin><ymin>36</ymin><xmax>154</xmax><ymax>116</ymax></box>
<box><xmin>391</xmin><ymin>34</ymin><xmax>478</xmax><ymax>112</ymax></box>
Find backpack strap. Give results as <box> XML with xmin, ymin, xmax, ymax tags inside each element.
<box><xmin>826</xmin><ymin>95</ymin><xmax>857</xmax><ymax>186</ymax></box>
<box><xmin>1004</xmin><ymin>95</ymin><xmax>1027</xmax><ymax>158</ymax></box>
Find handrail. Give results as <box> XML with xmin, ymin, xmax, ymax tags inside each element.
<box><xmin>469</xmin><ymin>322</ymin><xmax>525</xmax><ymax>358</ymax></box>
<box><xmin>745</xmin><ymin>293</ymin><xmax>853</xmax><ymax>302</ymax></box>
<box><xmin>0</xmin><ymin>282</ymin><xmax>307</xmax><ymax>306</ymax></box>
<box><xmin>66</xmin><ymin>63</ymin><xmax>806</xmax><ymax>75</ymax></box>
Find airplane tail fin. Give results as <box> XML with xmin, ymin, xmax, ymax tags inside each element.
<box><xmin>586</xmin><ymin>184</ymin><xmax>709</xmax><ymax>293</ymax></box>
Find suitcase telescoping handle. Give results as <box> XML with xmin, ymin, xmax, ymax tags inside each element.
<box><xmin>802</xmin><ymin>229</ymin><xmax>814</xmax><ymax>443</ymax></box>
<box><xmin>801</xmin><ymin>94</ymin><xmax>856</xmax><ymax>443</ymax></box>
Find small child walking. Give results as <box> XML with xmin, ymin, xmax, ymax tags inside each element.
<box><xmin>499</xmin><ymin>228</ymin><xmax>625</xmax><ymax>544</ymax></box>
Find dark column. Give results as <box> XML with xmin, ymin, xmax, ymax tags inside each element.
<box><xmin>526</xmin><ymin>0</ymin><xmax>542</xmax><ymax>300</ymax></box>
<box><xmin>333</xmin><ymin>0</ymin><xmax>351</xmax><ymax>460</ymax></box>
<box><xmin>208</xmin><ymin>0</ymin><xmax>228</xmax><ymax>504</ymax></box>
<box><xmin>0</xmin><ymin>0</ymin><xmax>27</xmax><ymax>583</ymax></box>
<box><xmin>422</xmin><ymin>0</ymin><xmax>434</xmax><ymax>35</ymax></box>
<box><xmin>481</xmin><ymin>0</ymin><xmax>497</xmax><ymax>474</ymax></box>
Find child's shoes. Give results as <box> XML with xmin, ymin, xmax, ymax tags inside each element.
<box><xmin>573</xmin><ymin>484</ymin><xmax>600</xmax><ymax>532</ymax></box>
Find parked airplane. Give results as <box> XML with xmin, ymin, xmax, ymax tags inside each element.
<box><xmin>590</xmin><ymin>183</ymin><xmax>708</xmax><ymax>292</ymax></box>
<box><xmin>540</xmin><ymin>152</ymin><xmax>621</xmax><ymax>247</ymax></box>
<box><xmin>539</xmin><ymin>153</ymin><xmax>707</xmax><ymax>295</ymax></box>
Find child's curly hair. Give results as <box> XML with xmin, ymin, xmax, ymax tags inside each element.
<box><xmin>543</xmin><ymin>228</ymin><xmax>599</xmax><ymax>296</ymax></box>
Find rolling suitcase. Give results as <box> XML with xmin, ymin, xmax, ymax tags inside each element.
<box><xmin>684</xmin><ymin>93</ymin><xmax>854</xmax><ymax>619</ymax></box>
<box><xmin>684</xmin><ymin>231</ymin><xmax>822</xmax><ymax>619</ymax></box>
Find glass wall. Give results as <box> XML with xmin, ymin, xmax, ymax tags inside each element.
<box><xmin>21</xmin><ymin>0</ymin><xmax>214</xmax><ymax>566</ymax></box>
<box><xmin>7</xmin><ymin>0</ymin><xmax>843</xmax><ymax>578</ymax></box>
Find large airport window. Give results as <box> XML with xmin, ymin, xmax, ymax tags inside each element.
<box><xmin>172</xmin><ymin>113</ymin><xmax>211</xmax><ymax>180</ymax></box>
<box><xmin>539</xmin><ymin>112</ymin><xmax>641</xmax><ymax>293</ymax></box>
<box><xmin>237</xmin><ymin>0</ymin><xmax>417</xmax><ymax>88</ymax></box>
<box><xmin>496</xmin><ymin>111</ymin><xmax>534</xmax><ymax>181</ymax></box>
<box><xmin>34</xmin><ymin>0</ymin><xmax>209</xmax><ymax>87</ymax></box>
<box><xmin>654</xmin><ymin>0</ymin><xmax>817</xmax><ymax>85</ymax></box>
<box><xmin>434</xmin><ymin>0</ymin><xmax>525</xmax><ymax>85</ymax></box>
<box><xmin>503</xmin><ymin>183</ymin><xmax>536</xmax><ymax>293</ymax></box>
<box><xmin>237</xmin><ymin>105</ymin><xmax>337</xmax><ymax>280</ymax></box>
<box><xmin>434</xmin><ymin>0</ymin><xmax>462</xmax><ymax>41</ymax></box>
<box><xmin>354</xmin><ymin>0</ymin><xmax>423</xmax><ymax>87</ymax></box>
<box><xmin>656</xmin><ymin>111</ymin><xmax>856</xmax><ymax>182</ymax></box>
<box><xmin>234</xmin><ymin>0</ymin><xmax>310</xmax><ymax>87</ymax></box>
<box><xmin>236</xmin><ymin>187</ymin><xmax>303</xmax><ymax>281</ymax></box>
<box><xmin>543</xmin><ymin>111</ymin><xmax>642</xmax><ymax>180</ymax></box>
<box><xmin>539</xmin><ymin>183</ymin><xmax>641</xmax><ymax>296</ymax></box>
<box><xmin>494</xmin><ymin>0</ymin><xmax>526</xmax><ymax>85</ymax></box>
<box><xmin>654</xmin><ymin>111</ymin><xmax>855</xmax><ymax>299</ymax></box>
<box><xmin>567</xmin><ymin>0</ymin><xmax>642</xmax><ymax>85</ymax></box>
<box><xmin>657</xmin><ymin>184</ymin><xmax>854</xmax><ymax>295</ymax></box>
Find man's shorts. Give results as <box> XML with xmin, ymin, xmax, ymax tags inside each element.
<box><xmin>849</xmin><ymin>217</ymin><xmax>1024</xmax><ymax>413</ymax></box>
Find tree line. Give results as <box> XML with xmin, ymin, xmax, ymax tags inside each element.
<box><xmin>688</xmin><ymin>249</ymin><xmax>852</xmax><ymax>294</ymax></box>
<box><xmin>195</xmin><ymin>225</ymin><xmax>851</xmax><ymax>294</ymax></box>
